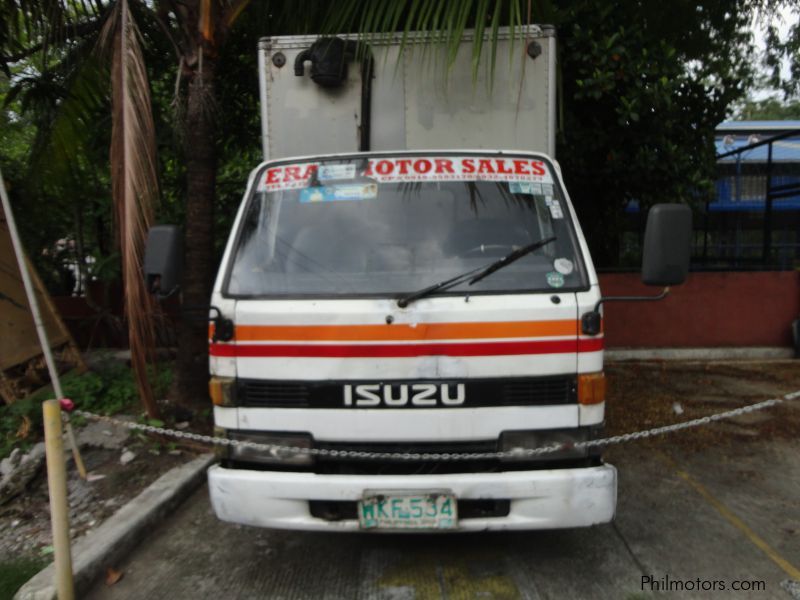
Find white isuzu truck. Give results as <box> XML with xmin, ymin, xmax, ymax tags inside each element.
<box><xmin>146</xmin><ymin>26</ymin><xmax>691</xmax><ymax>531</ymax></box>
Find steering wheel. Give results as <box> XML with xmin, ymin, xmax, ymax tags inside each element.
<box><xmin>463</xmin><ymin>243</ymin><xmax>517</xmax><ymax>256</ymax></box>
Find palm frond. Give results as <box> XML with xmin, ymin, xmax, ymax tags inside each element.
<box><xmin>222</xmin><ymin>0</ymin><xmax>252</xmax><ymax>30</ymax></box>
<box><xmin>20</xmin><ymin>28</ymin><xmax>109</xmax><ymax>184</ymax></box>
<box><xmin>199</xmin><ymin>0</ymin><xmax>214</xmax><ymax>42</ymax></box>
<box><xmin>311</xmin><ymin>0</ymin><xmax>532</xmax><ymax>82</ymax></box>
<box><xmin>99</xmin><ymin>0</ymin><xmax>160</xmax><ymax>418</ymax></box>
<box><xmin>0</xmin><ymin>0</ymin><xmax>104</xmax><ymax>73</ymax></box>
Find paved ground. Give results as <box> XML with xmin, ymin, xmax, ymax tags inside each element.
<box><xmin>86</xmin><ymin>362</ymin><xmax>800</xmax><ymax>600</ymax></box>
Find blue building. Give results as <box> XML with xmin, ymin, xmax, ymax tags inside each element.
<box><xmin>702</xmin><ymin>121</ymin><xmax>800</xmax><ymax>269</ymax></box>
<box><xmin>715</xmin><ymin>120</ymin><xmax>800</xmax><ymax>212</ymax></box>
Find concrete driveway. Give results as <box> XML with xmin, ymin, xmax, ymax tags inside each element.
<box><xmin>86</xmin><ymin>362</ymin><xmax>800</xmax><ymax>599</ymax></box>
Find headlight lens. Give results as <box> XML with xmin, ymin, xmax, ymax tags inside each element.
<box><xmin>228</xmin><ymin>431</ymin><xmax>313</xmax><ymax>466</ymax></box>
<box><xmin>500</xmin><ymin>428</ymin><xmax>597</xmax><ymax>461</ymax></box>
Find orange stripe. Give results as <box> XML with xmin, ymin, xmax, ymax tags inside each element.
<box><xmin>225</xmin><ymin>320</ymin><xmax>579</xmax><ymax>342</ymax></box>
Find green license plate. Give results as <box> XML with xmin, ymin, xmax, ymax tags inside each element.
<box><xmin>358</xmin><ymin>491</ymin><xmax>458</xmax><ymax>530</ymax></box>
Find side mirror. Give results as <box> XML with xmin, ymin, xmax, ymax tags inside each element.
<box><xmin>641</xmin><ymin>204</ymin><xmax>692</xmax><ymax>286</ymax></box>
<box><xmin>144</xmin><ymin>225</ymin><xmax>183</xmax><ymax>296</ymax></box>
<box><xmin>581</xmin><ymin>203</ymin><xmax>691</xmax><ymax>337</ymax></box>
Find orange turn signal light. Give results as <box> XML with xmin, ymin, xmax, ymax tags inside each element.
<box><xmin>209</xmin><ymin>376</ymin><xmax>236</xmax><ymax>407</ymax></box>
<box><xmin>578</xmin><ymin>372</ymin><xmax>606</xmax><ymax>405</ymax></box>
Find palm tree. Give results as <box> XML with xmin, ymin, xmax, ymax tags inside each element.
<box><xmin>2</xmin><ymin>0</ymin><xmax>273</xmax><ymax>414</ymax></box>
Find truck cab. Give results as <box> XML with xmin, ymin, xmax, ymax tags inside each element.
<box><xmin>206</xmin><ymin>147</ymin><xmax>615</xmax><ymax>531</ymax></box>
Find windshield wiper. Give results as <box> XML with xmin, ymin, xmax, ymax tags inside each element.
<box><xmin>397</xmin><ymin>236</ymin><xmax>557</xmax><ymax>308</ymax></box>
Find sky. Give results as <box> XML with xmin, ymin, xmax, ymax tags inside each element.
<box><xmin>751</xmin><ymin>5</ymin><xmax>798</xmax><ymax>100</ymax></box>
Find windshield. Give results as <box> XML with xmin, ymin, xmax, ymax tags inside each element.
<box><xmin>225</xmin><ymin>153</ymin><xmax>588</xmax><ymax>297</ymax></box>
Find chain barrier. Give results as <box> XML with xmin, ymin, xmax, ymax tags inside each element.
<box><xmin>73</xmin><ymin>390</ymin><xmax>800</xmax><ymax>462</ymax></box>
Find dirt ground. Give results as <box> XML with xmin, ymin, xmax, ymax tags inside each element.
<box><xmin>0</xmin><ymin>432</ymin><xmax>196</xmax><ymax>564</ymax></box>
<box><xmin>605</xmin><ymin>360</ymin><xmax>800</xmax><ymax>446</ymax></box>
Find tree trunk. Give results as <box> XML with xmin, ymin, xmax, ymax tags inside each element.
<box><xmin>175</xmin><ymin>63</ymin><xmax>217</xmax><ymax>412</ymax></box>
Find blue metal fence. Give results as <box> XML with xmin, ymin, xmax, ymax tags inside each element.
<box><xmin>707</xmin><ymin>128</ymin><xmax>800</xmax><ymax>267</ymax></box>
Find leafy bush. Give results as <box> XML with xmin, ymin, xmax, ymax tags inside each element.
<box><xmin>0</xmin><ymin>397</ymin><xmax>42</xmax><ymax>461</ymax></box>
<box><xmin>0</xmin><ymin>359</ymin><xmax>173</xmax><ymax>459</ymax></box>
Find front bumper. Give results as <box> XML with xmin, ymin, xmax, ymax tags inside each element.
<box><xmin>207</xmin><ymin>463</ymin><xmax>617</xmax><ymax>532</ymax></box>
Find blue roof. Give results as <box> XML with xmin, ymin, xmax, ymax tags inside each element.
<box><xmin>716</xmin><ymin>121</ymin><xmax>800</xmax><ymax>162</ymax></box>
<box><xmin>717</xmin><ymin>120</ymin><xmax>800</xmax><ymax>131</ymax></box>
<box><xmin>716</xmin><ymin>137</ymin><xmax>800</xmax><ymax>162</ymax></box>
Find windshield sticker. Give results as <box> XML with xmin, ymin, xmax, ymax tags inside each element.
<box><xmin>259</xmin><ymin>156</ymin><xmax>553</xmax><ymax>193</ymax></box>
<box><xmin>509</xmin><ymin>181</ymin><xmax>534</xmax><ymax>195</ymax></box>
<box><xmin>318</xmin><ymin>164</ymin><xmax>356</xmax><ymax>182</ymax></box>
<box><xmin>364</xmin><ymin>157</ymin><xmax>553</xmax><ymax>185</ymax></box>
<box><xmin>548</xmin><ymin>199</ymin><xmax>564</xmax><ymax>219</ymax></box>
<box><xmin>546</xmin><ymin>271</ymin><xmax>565</xmax><ymax>288</ymax></box>
<box><xmin>508</xmin><ymin>181</ymin><xmax>547</xmax><ymax>196</ymax></box>
<box><xmin>554</xmin><ymin>258</ymin><xmax>574</xmax><ymax>275</ymax></box>
<box><xmin>299</xmin><ymin>184</ymin><xmax>377</xmax><ymax>203</ymax></box>
<box><xmin>259</xmin><ymin>163</ymin><xmax>318</xmax><ymax>192</ymax></box>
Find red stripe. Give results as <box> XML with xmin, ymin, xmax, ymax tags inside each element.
<box><xmin>210</xmin><ymin>338</ymin><xmax>604</xmax><ymax>358</ymax></box>
<box><xmin>578</xmin><ymin>338</ymin><xmax>605</xmax><ymax>353</ymax></box>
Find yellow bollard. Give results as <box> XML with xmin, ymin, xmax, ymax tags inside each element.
<box><xmin>43</xmin><ymin>399</ymin><xmax>75</xmax><ymax>600</ymax></box>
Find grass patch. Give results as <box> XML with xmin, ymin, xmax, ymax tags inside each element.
<box><xmin>1</xmin><ymin>357</ymin><xmax>173</xmax><ymax>460</ymax></box>
<box><xmin>0</xmin><ymin>556</ymin><xmax>47</xmax><ymax>600</ymax></box>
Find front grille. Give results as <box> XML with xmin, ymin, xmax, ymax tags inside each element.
<box><xmin>502</xmin><ymin>377</ymin><xmax>575</xmax><ymax>404</ymax></box>
<box><xmin>309</xmin><ymin>499</ymin><xmax>511</xmax><ymax>522</ymax></box>
<box><xmin>239</xmin><ymin>381</ymin><xmax>310</xmax><ymax>407</ymax></box>
<box><xmin>238</xmin><ymin>375</ymin><xmax>576</xmax><ymax>408</ymax></box>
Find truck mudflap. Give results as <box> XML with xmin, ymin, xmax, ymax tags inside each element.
<box><xmin>207</xmin><ymin>463</ymin><xmax>617</xmax><ymax>532</ymax></box>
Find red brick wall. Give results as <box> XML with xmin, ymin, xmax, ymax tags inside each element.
<box><xmin>598</xmin><ymin>271</ymin><xmax>800</xmax><ymax>348</ymax></box>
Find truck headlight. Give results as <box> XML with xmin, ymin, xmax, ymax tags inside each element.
<box><xmin>228</xmin><ymin>431</ymin><xmax>313</xmax><ymax>466</ymax></box>
<box><xmin>500</xmin><ymin>428</ymin><xmax>598</xmax><ymax>461</ymax></box>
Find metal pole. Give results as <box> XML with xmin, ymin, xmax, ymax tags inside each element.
<box><xmin>703</xmin><ymin>199</ymin><xmax>709</xmax><ymax>266</ymax></box>
<box><xmin>763</xmin><ymin>141</ymin><xmax>774</xmax><ymax>265</ymax></box>
<box><xmin>0</xmin><ymin>168</ymin><xmax>86</xmax><ymax>477</ymax></box>
<box><xmin>43</xmin><ymin>399</ymin><xmax>75</xmax><ymax>600</ymax></box>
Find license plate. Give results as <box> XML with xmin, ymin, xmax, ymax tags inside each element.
<box><xmin>358</xmin><ymin>490</ymin><xmax>458</xmax><ymax>530</ymax></box>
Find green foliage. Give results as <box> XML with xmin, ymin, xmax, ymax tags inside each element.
<box><xmin>735</xmin><ymin>96</ymin><xmax>800</xmax><ymax>120</ymax></box>
<box><xmin>0</xmin><ymin>556</ymin><xmax>48</xmax><ymax>599</ymax></box>
<box><xmin>0</xmin><ymin>75</ymin><xmax>34</xmax><ymax>163</ymax></box>
<box><xmin>763</xmin><ymin>5</ymin><xmax>800</xmax><ymax>97</ymax></box>
<box><xmin>0</xmin><ymin>397</ymin><xmax>41</xmax><ymax>461</ymax></box>
<box><xmin>1</xmin><ymin>44</ymin><xmax>115</xmax><ymax>295</ymax></box>
<box><xmin>555</xmin><ymin>0</ymin><xmax>755</xmax><ymax>264</ymax></box>
<box><xmin>0</xmin><ymin>360</ymin><xmax>173</xmax><ymax>459</ymax></box>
